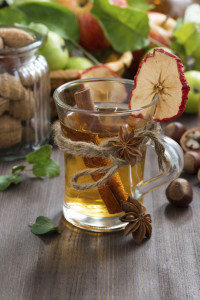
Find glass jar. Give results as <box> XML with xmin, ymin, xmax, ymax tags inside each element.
<box><xmin>0</xmin><ymin>25</ymin><xmax>50</xmax><ymax>161</ymax></box>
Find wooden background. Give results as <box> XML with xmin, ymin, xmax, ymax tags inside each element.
<box><xmin>0</xmin><ymin>115</ymin><xmax>200</xmax><ymax>300</ymax></box>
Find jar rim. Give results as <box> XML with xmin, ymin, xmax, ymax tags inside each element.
<box><xmin>0</xmin><ymin>25</ymin><xmax>44</xmax><ymax>56</ymax></box>
<box><xmin>54</xmin><ymin>77</ymin><xmax>159</xmax><ymax>116</ymax></box>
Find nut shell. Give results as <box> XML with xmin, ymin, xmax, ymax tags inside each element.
<box><xmin>197</xmin><ymin>169</ymin><xmax>200</xmax><ymax>182</ymax></box>
<box><xmin>164</xmin><ymin>122</ymin><xmax>186</xmax><ymax>143</ymax></box>
<box><xmin>183</xmin><ymin>151</ymin><xmax>200</xmax><ymax>174</ymax></box>
<box><xmin>166</xmin><ymin>178</ymin><xmax>193</xmax><ymax>207</ymax></box>
<box><xmin>180</xmin><ymin>128</ymin><xmax>200</xmax><ymax>152</ymax></box>
<box><xmin>0</xmin><ymin>115</ymin><xmax>22</xmax><ymax>148</ymax></box>
<box><xmin>0</xmin><ymin>28</ymin><xmax>34</xmax><ymax>47</ymax></box>
<box><xmin>10</xmin><ymin>90</ymin><xmax>35</xmax><ymax>120</ymax></box>
<box><xmin>0</xmin><ymin>97</ymin><xmax>9</xmax><ymax>116</ymax></box>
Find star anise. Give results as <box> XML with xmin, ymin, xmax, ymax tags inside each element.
<box><xmin>120</xmin><ymin>197</ymin><xmax>152</xmax><ymax>244</ymax></box>
<box><xmin>110</xmin><ymin>126</ymin><xmax>144</xmax><ymax>165</ymax></box>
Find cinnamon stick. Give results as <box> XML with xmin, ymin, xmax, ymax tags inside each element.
<box><xmin>64</xmin><ymin>88</ymin><xmax>127</xmax><ymax>214</ymax></box>
<box><xmin>74</xmin><ymin>88</ymin><xmax>106</xmax><ymax>133</ymax></box>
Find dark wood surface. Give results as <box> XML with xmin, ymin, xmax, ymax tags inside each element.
<box><xmin>0</xmin><ymin>115</ymin><xmax>200</xmax><ymax>300</ymax></box>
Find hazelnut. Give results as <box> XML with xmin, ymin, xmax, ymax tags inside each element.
<box><xmin>197</xmin><ymin>169</ymin><xmax>200</xmax><ymax>182</ymax></box>
<box><xmin>166</xmin><ymin>178</ymin><xmax>193</xmax><ymax>207</ymax></box>
<box><xmin>164</xmin><ymin>122</ymin><xmax>186</xmax><ymax>143</ymax></box>
<box><xmin>183</xmin><ymin>151</ymin><xmax>200</xmax><ymax>174</ymax></box>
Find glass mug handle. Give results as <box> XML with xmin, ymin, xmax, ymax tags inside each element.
<box><xmin>134</xmin><ymin>136</ymin><xmax>184</xmax><ymax>200</ymax></box>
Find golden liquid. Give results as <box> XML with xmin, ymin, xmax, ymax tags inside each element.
<box><xmin>62</xmin><ymin>119</ymin><xmax>146</xmax><ymax>218</ymax></box>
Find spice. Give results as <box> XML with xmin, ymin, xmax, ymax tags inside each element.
<box><xmin>120</xmin><ymin>197</ymin><xmax>152</xmax><ymax>244</ymax></box>
<box><xmin>110</xmin><ymin>126</ymin><xmax>144</xmax><ymax>165</ymax></box>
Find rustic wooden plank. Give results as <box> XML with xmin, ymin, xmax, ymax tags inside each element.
<box><xmin>0</xmin><ymin>115</ymin><xmax>200</xmax><ymax>300</ymax></box>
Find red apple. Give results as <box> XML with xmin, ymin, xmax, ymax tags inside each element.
<box><xmin>57</xmin><ymin>0</ymin><xmax>128</xmax><ymax>51</ymax></box>
<box><xmin>148</xmin><ymin>12</ymin><xmax>176</xmax><ymax>47</ymax></box>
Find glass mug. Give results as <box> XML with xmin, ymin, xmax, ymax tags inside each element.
<box><xmin>54</xmin><ymin>78</ymin><xmax>183</xmax><ymax>232</ymax></box>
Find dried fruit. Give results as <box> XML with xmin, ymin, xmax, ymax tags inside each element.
<box><xmin>0</xmin><ymin>115</ymin><xmax>22</xmax><ymax>148</ymax></box>
<box><xmin>120</xmin><ymin>197</ymin><xmax>152</xmax><ymax>244</ymax></box>
<box><xmin>79</xmin><ymin>65</ymin><xmax>127</xmax><ymax>103</ymax></box>
<box><xmin>180</xmin><ymin>128</ymin><xmax>200</xmax><ymax>152</ymax></box>
<box><xmin>0</xmin><ymin>97</ymin><xmax>9</xmax><ymax>116</ymax></box>
<box><xmin>164</xmin><ymin>122</ymin><xmax>187</xmax><ymax>143</ymax></box>
<box><xmin>183</xmin><ymin>151</ymin><xmax>200</xmax><ymax>174</ymax></box>
<box><xmin>129</xmin><ymin>48</ymin><xmax>190</xmax><ymax>122</ymax></box>
<box><xmin>165</xmin><ymin>178</ymin><xmax>193</xmax><ymax>207</ymax></box>
<box><xmin>0</xmin><ymin>28</ymin><xmax>34</xmax><ymax>47</ymax></box>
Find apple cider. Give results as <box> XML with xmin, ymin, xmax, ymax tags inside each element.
<box><xmin>60</xmin><ymin>115</ymin><xmax>146</xmax><ymax>218</ymax></box>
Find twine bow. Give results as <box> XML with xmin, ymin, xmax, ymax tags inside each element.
<box><xmin>53</xmin><ymin>122</ymin><xmax>170</xmax><ymax>191</ymax></box>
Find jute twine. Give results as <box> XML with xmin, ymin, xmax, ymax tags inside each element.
<box><xmin>53</xmin><ymin>121</ymin><xmax>170</xmax><ymax>190</ymax></box>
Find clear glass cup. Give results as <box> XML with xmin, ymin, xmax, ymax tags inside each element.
<box><xmin>54</xmin><ymin>78</ymin><xmax>183</xmax><ymax>232</ymax></box>
<box><xmin>0</xmin><ymin>25</ymin><xmax>50</xmax><ymax>161</ymax></box>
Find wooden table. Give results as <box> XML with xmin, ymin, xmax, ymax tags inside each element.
<box><xmin>0</xmin><ymin>115</ymin><xmax>200</xmax><ymax>300</ymax></box>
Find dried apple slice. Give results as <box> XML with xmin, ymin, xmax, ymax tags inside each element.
<box><xmin>79</xmin><ymin>65</ymin><xmax>127</xmax><ymax>103</ymax></box>
<box><xmin>129</xmin><ymin>48</ymin><xmax>190</xmax><ymax>122</ymax></box>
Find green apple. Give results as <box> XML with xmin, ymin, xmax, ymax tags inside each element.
<box><xmin>184</xmin><ymin>71</ymin><xmax>200</xmax><ymax>114</ymax></box>
<box><xmin>29</xmin><ymin>22</ymin><xmax>48</xmax><ymax>38</ymax></box>
<box><xmin>65</xmin><ymin>56</ymin><xmax>93</xmax><ymax>70</ymax></box>
<box><xmin>142</xmin><ymin>46</ymin><xmax>174</xmax><ymax>59</ymax></box>
<box><xmin>39</xmin><ymin>31</ymin><xmax>69</xmax><ymax>70</ymax></box>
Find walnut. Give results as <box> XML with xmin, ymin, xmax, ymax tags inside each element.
<box><xmin>0</xmin><ymin>115</ymin><xmax>22</xmax><ymax>148</ymax></box>
<box><xmin>180</xmin><ymin>128</ymin><xmax>200</xmax><ymax>152</ymax></box>
<box><xmin>0</xmin><ymin>97</ymin><xmax>9</xmax><ymax>116</ymax></box>
<box><xmin>9</xmin><ymin>90</ymin><xmax>35</xmax><ymax>120</ymax></box>
<box><xmin>0</xmin><ymin>73</ymin><xmax>26</xmax><ymax>101</ymax></box>
<box><xmin>0</xmin><ymin>28</ymin><xmax>34</xmax><ymax>47</ymax></box>
<box><xmin>0</xmin><ymin>37</ymin><xmax>4</xmax><ymax>49</ymax></box>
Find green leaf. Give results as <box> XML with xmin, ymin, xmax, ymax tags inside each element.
<box><xmin>0</xmin><ymin>7</ymin><xmax>28</xmax><ymax>25</ymax></box>
<box><xmin>171</xmin><ymin>41</ymin><xmax>187</xmax><ymax>66</ymax></box>
<box><xmin>7</xmin><ymin>0</ymin><xmax>56</xmax><ymax>4</ymax></box>
<box><xmin>184</xmin><ymin>4</ymin><xmax>200</xmax><ymax>24</ymax></box>
<box><xmin>11</xmin><ymin>165</ymin><xmax>26</xmax><ymax>174</ymax></box>
<box><xmin>173</xmin><ymin>22</ymin><xmax>200</xmax><ymax>59</ymax></box>
<box><xmin>193</xmin><ymin>58</ymin><xmax>200</xmax><ymax>71</ymax></box>
<box><xmin>173</xmin><ymin>18</ymin><xmax>183</xmax><ymax>33</ymax></box>
<box><xmin>32</xmin><ymin>158</ymin><xmax>61</xmax><ymax>178</ymax></box>
<box><xmin>26</xmin><ymin>144</ymin><xmax>52</xmax><ymax>165</ymax></box>
<box><xmin>31</xmin><ymin>216</ymin><xmax>61</xmax><ymax>235</ymax></box>
<box><xmin>0</xmin><ymin>175</ymin><xmax>21</xmax><ymax>191</ymax></box>
<box><xmin>15</xmin><ymin>1</ymin><xmax>79</xmax><ymax>42</ymax></box>
<box><xmin>127</xmin><ymin>0</ymin><xmax>154</xmax><ymax>11</ymax></box>
<box><xmin>91</xmin><ymin>0</ymin><xmax>149</xmax><ymax>52</ymax></box>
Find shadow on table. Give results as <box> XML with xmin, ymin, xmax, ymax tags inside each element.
<box><xmin>164</xmin><ymin>203</ymin><xmax>193</xmax><ymax>225</ymax></box>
